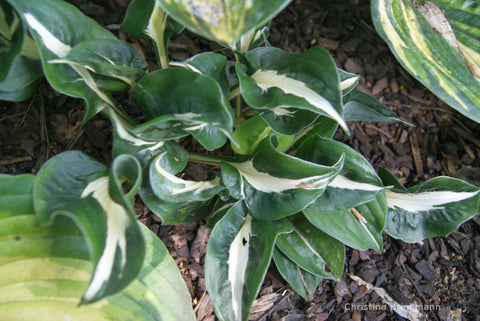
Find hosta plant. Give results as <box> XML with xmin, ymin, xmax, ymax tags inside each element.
<box><xmin>1</xmin><ymin>0</ymin><xmax>480</xmax><ymax>320</ymax></box>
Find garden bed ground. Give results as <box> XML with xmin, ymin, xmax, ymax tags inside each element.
<box><xmin>1</xmin><ymin>0</ymin><xmax>479</xmax><ymax>320</ymax></box>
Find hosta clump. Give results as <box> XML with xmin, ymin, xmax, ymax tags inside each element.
<box><xmin>1</xmin><ymin>0</ymin><xmax>480</xmax><ymax>320</ymax></box>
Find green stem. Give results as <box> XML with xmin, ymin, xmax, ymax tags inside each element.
<box><xmin>157</xmin><ymin>12</ymin><xmax>169</xmax><ymax>69</ymax></box>
<box><xmin>187</xmin><ymin>153</ymin><xmax>230</xmax><ymax>166</ymax></box>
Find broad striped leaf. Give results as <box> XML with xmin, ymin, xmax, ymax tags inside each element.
<box><xmin>221</xmin><ymin>136</ymin><xmax>343</xmax><ymax>220</ymax></box>
<box><xmin>155</xmin><ymin>0</ymin><xmax>292</xmax><ymax>43</ymax></box>
<box><xmin>371</xmin><ymin>0</ymin><xmax>480</xmax><ymax>123</ymax></box>
<box><xmin>380</xmin><ymin>173</ymin><xmax>480</xmax><ymax>243</ymax></box>
<box><xmin>33</xmin><ymin>151</ymin><xmax>145</xmax><ymax>303</ymax></box>
<box><xmin>237</xmin><ymin>47</ymin><xmax>348</xmax><ymax>135</ymax></box>
<box><xmin>205</xmin><ymin>201</ymin><xmax>292</xmax><ymax>321</ymax></box>
<box><xmin>0</xmin><ymin>175</ymin><xmax>195</xmax><ymax>321</ymax></box>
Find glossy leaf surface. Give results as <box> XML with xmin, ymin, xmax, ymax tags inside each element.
<box><xmin>372</xmin><ymin>0</ymin><xmax>480</xmax><ymax>123</ymax></box>
<box><xmin>132</xmin><ymin>68</ymin><xmax>234</xmax><ymax>150</ymax></box>
<box><xmin>205</xmin><ymin>201</ymin><xmax>292</xmax><ymax>321</ymax></box>
<box><xmin>0</xmin><ymin>174</ymin><xmax>195</xmax><ymax>320</ymax></box>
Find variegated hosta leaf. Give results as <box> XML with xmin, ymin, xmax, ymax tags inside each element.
<box><xmin>205</xmin><ymin>201</ymin><xmax>292</xmax><ymax>321</ymax></box>
<box><xmin>276</xmin><ymin>214</ymin><xmax>345</xmax><ymax>281</ymax></box>
<box><xmin>109</xmin><ymin>109</ymin><xmax>185</xmax><ymax>165</ymax></box>
<box><xmin>132</xmin><ymin>68</ymin><xmax>234</xmax><ymax>151</ymax></box>
<box><xmin>338</xmin><ymin>69</ymin><xmax>360</xmax><ymax>95</ymax></box>
<box><xmin>237</xmin><ymin>47</ymin><xmax>348</xmax><ymax>135</ymax></box>
<box><xmin>0</xmin><ymin>174</ymin><xmax>196</xmax><ymax>320</ymax></box>
<box><xmin>49</xmin><ymin>39</ymin><xmax>147</xmax><ymax>87</ymax></box>
<box><xmin>227</xmin><ymin>25</ymin><xmax>270</xmax><ymax>53</ymax></box>
<box><xmin>272</xmin><ymin>248</ymin><xmax>322</xmax><ymax>301</ymax></box>
<box><xmin>344</xmin><ymin>90</ymin><xmax>413</xmax><ymax>125</ymax></box>
<box><xmin>371</xmin><ymin>0</ymin><xmax>480</xmax><ymax>123</ymax></box>
<box><xmin>380</xmin><ymin>172</ymin><xmax>480</xmax><ymax>243</ymax></box>
<box><xmin>139</xmin><ymin>145</ymin><xmax>217</xmax><ymax>224</ymax></box>
<box><xmin>121</xmin><ymin>0</ymin><xmax>183</xmax><ymax>42</ymax></box>
<box><xmin>232</xmin><ymin>115</ymin><xmax>294</xmax><ymax>155</ymax></box>
<box><xmin>149</xmin><ymin>151</ymin><xmax>225</xmax><ymax>202</ymax></box>
<box><xmin>303</xmin><ymin>193</ymin><xmax>387</xmax><ymax>252</ymax></box>
<box><xmin>221</xmin><ymin>136</ymin><xmax>344</xmax><ymax>220</ymax></box>
<box><xmin>155</xmin><ymin>0</ymin><xmax>292</xmax><ymax>43</ymax></box>
<box><xmin>297</xmin><ymin>135</ymin><xmax>384</xmax><ymax>212</ymax></box>
<box><xmin>170</xmin><ymin>52</ymin><xmax>230</xmax><ymax>97</ymax></box>
<box><xmin>33</xmin><ymin>151</ymin><xmax>145</xmax><ymax>303</ymax></box>
<box><xmin>8</xmin><ymin>0</ymin><xmax>144</xmax><ymax>122</ymax></box>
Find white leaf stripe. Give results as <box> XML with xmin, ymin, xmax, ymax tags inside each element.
<box><xmin>154</xmin><ymin>152</ymin><xmax>220</xmax><ymax>195</ymax></box>
<box><xmin>24</xmin><ymin>13</ymin><xmax>71</xmax><ymax>57</ymax></box>
<box><xmin>80</xmin><ymin>177</ymin><xmax>129</xmax><ymax>302</ymax></box>
<box><xmin>385</xmin><ymin>189</ymin><xmax>480</xmax><ymax>212</ymax></box>
<box><xmin>229</xmin><ymin>160</ymin><xmax>335</xmax><ymax>194</ymax></box>
<box><xmin>228</xmin><ymin>214</ymin><xmax>252</xmax><ymax>321</ymax></box>
<box><xmin>251</xmin><ymin>69</ymin><xmax>348</xmax><ymax>132</ymax></box>
<box><xmin>329</xmin><ymin>175</ymin><xmax>383</xmax><ymax>191</ymax></box>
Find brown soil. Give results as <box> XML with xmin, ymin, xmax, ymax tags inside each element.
<box><xmin>1</xmin><ymin>0</ymin><xmax>479</xmax><ymax>320</ymax></box>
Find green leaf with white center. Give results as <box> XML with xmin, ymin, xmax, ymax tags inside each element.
<box><xmin>132</xmin><ymin>68</ymin><xmax>235</xmax><ymax>151</ymax></box>
<box><xmin>226</xmin><ymin>25</ymin><xmax>270</xmax><ymax>53</ymax></box>
<box><xmin>371</xmin><ymin>0</ymin><xmax>480</xmax><ymax>123</ymax></box>
<box><xmin>171</xmin><ymin>52</ymin><xmax>230</xmax><ymax>97</ymax></box>
<box><xmin>344</xmin><ymin>90</ymin><xmax>414</xmax><ymax>125</ymax></box>
<box><xmin>303</xmin><ymin>193</ymin><xmax>387</xmax><ymax>252</ymax></box>
<box><xmin>149</xmin><ymin>152</ymin><xmax>225</xmax><ymax>202</ymax></box>
<box><xmin>272</xmin><ymin>247</ymin><xmax>322</xmax><ymax>301</ymax></box>
<box><xmin>232</xmin><ymin>115</ymin><xmax>294</xmax><ymax>155</ymax></box>
<box><xmin>297</xmin><ymin>135</ymin><xmax>384</xmax><ymax>212</ymax></box>
<box><xmin>33</xmin><ymin>151</ymin><xmax>145</xmax><ymax>303</ymax></box>
<box><xmin>276</xmin><ymin>214</ymin><xmax>345</xmax><ymax>281</ymax></box>
<box><xmin>0</xmin><ymin>174</ymin><xmax>195</xmax><ymax>321</ymax></box>
<box><xmin>205</xmin><ymin>201</ymin><xmax>292</xmax><ymax>321</ymax></box>
<box><xmin>139</xmin><ymin>145</ymin><xmax>217</xmax><ymax>224</ymax></box>
<box><xmin>155</xmin><ymin>0</ymin><xmax>292</xmax><ymax>43</ymax></box>
<box><xmin>222</xmin><ymin>136</ymin><xmax>344</xmax><ymax>220</ymax></box>
<box><xmin>380</xmin><ymin>171</ymin><xmax>480</xmax><ymax>243</ymax></box>
<box><xmin>9</xmin><ymin>0</ymin><xmax>133</xmax><ymax>122</ymax></box>
<box><xmin>237</xmin><ymin>47</ymin><xmax>348</xmax><ymax>135</ymax></box>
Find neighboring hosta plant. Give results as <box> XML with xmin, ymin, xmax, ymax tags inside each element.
<box><xmin>1</xmin><ymin>0</ymin><xmax>480</xmax><ymax>320</ymax></box>
<box><xmin>371</xmin><ymin>0</ymin><xmax>480</xmax><ymax>123</ymax></box>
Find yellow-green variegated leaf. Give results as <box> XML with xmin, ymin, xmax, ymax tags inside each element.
<box><xmin>221</xmin><ymin>136</ymin><xmax>343</xmax><ymax>220</ymax></box>
<box><xmin>0</xmin><ymin>174</ymin><xmax>195</xmax><ymax>321</ymax></box>
<box><xmin>371</xmin><ymin>0</ymin><xmax>480</xmax><ymax>123</ymax></box>
<box><xmin>379</xmin><ymin>170</ymin><xmax>480</xmax><ymax>243</ymax></box>
<box><xmin>33</xmin><ymin>151</ymin><xmax>145</xmax><ymax>304</ymax></box>
<box><xmin>155</xmin><ymin>0</ymin><xmax>292</xmax><ymax>43</ymax></box>
<box><xmin>205</xmin><ymin>201</ymin><xmax>292</xmax><ymax>321</ymax></box>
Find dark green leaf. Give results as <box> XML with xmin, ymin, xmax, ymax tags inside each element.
<box><xmin>205</xmin><ymin>201</ymin><xmax>292</xmax><ymax>321</ymax></box>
